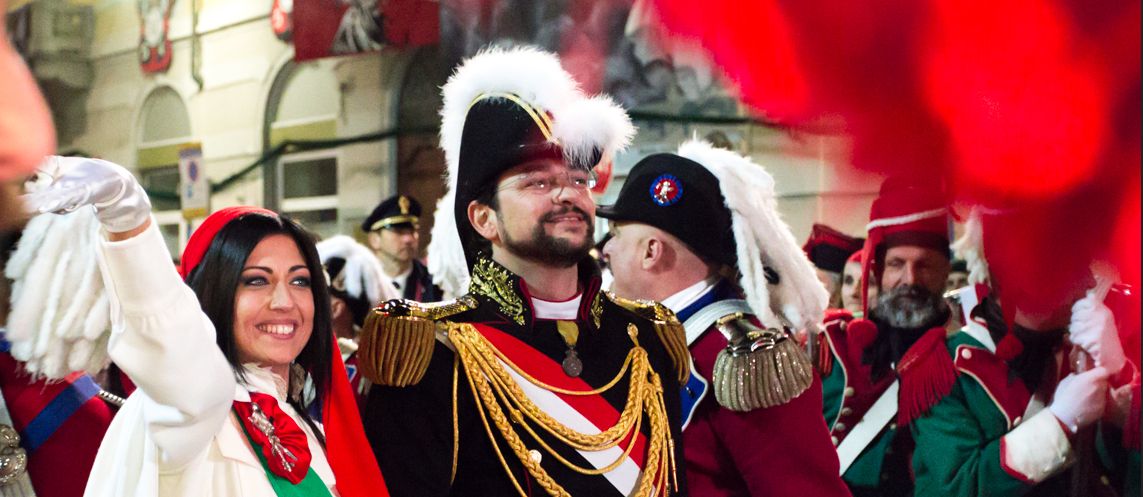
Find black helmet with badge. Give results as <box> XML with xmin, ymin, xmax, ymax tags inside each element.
<box><xmin>597</xmin><ymin>153</ymin><xmax>736</xmax><ymax>268</ymax></box>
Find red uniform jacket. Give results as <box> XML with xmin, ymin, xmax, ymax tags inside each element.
<box><xmin>0</xmin><ymin>352</ymin><xmax>116</xmax><ymax>497</ymax></box>
<box><xmin>679</xmin><ymin>281</ymin><xmax>852</xmax><ymax>496</ymax></box>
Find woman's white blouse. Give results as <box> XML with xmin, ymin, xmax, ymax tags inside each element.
<box><xmin>83</xmin><ymin>221</ymin><xmax>337</xmax><ymax>496</ymax></box>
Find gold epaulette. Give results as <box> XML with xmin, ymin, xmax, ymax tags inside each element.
<box><xmin>358</xmin><ymin>297</ymin><xmax>477</xmax><ymax>386</ymax></box>
<box><xmin>711</xmin><ymin>314</ymin><xmax>814</xmax><ymax>411</ymax></box>
<box><xmin>604</xmin><ymin>292</ymin><xmax>690</xmax><ymax>385</ymax></box>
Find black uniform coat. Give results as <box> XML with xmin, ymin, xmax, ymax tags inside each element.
<box><xmin>363</xmin><ymin>257</ymin><xmax>688</xmax><ymax>497</ymax></box>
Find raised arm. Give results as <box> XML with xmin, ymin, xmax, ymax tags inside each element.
<box><xmin>29</xmin><ymin>156</ymin><xmax>236</xmax><ymax>469</ymax></box>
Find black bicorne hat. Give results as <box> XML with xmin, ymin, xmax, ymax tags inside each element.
<box><xmin>426</xmin><ymin>45</ymin><xmax>634</xmax><ymax>297</ymax></box>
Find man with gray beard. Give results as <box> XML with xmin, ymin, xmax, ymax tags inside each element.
<box><xmin>815</xmin><ymin>176</ymin><xmax>953</xmax><ymax>497</ymax></box>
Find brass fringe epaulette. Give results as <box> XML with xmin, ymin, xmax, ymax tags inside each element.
<box><xmin>604</xmin><ymin>292</ymin><xmax>690</xmax><ymax>385</ymax></box>
<box><xmin>711</xmin><ymin>314</ymin><xmax>814</xmax><ymax>411</ymax></box>
<box><xmin>358</xmin><ymin>297</ymin><xmax>477</xmax><ymax>387</ymax></box>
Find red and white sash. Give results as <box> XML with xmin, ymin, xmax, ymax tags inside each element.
<box><xmin>474</xmin><ymin>323</ymin><xmax>647</xmax><ymax>495</ymax></box>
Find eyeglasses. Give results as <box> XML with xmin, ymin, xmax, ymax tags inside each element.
<box><xmin>497</xmin><ymin>170</ymin><xmax>598</xmax><ymax>196</ymax></box>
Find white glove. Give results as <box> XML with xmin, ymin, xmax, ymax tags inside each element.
<box><xmin>1047</xmin><ymin>366</ymin><xmax>1110</xmax><ymax>434</ymax></box>
<box><xmin>22</xmin><ymin>156</ymin><xmax>151</xmax><ymax>233</ymax></box>
<box><xmin>1069</xmin><ymin>291</ymin><xmax>1126</xmax><ymax>374</ymax></box>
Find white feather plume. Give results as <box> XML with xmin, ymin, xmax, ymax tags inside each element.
<box><xmin>315</xmin><ymin>235</ymin><xmax>400</xmax><ymax>305</ymax></box>
<box><xmin>676</xmin><ymin>140</ymin><xmax>829</xmax><ymax>331</ymax></box>
<box><xmin>4</xmin><ymin>207</ymin><xmax>111</xmax><ymax>379</ymax></box>
<box><xmin>951</xmin><ymin>207</ymin><xmax>990</xmax><ymax>285</ymax></box>
<box><xmin>427</xmin><ymin>188</ymin><xmax>468</xmax><ymax>297</ymax></box>
<box><xmin>429</xmin><ymin>45</ymin><xmax>635</xmax><ymax>296</ymax></box>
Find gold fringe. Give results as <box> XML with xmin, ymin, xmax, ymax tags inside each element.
<box><xmin>606</xmin><ymin>292</ymin><xmax>691</xmax><ymax>385</ymax></box>
<box><xmin>652</xmin><ymin>321</ymin><xmax>692</xmax><ymax>385</ymax></box>
<box><xmin>712</xmin><ymin>334</ymin><xmax>814</xmax><ymax>411</ymax></box>
<box><xmin>359</xmin><ymin>311</ymin><xmax>437</xmax><ymax>386</ymax></box>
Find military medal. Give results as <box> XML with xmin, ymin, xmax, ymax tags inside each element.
<box><xmin>556</xmin><ymin>321</ymin><xmax>583</xmax><ymax>377</ymax></box>
<box><xmin>562</xmin><ymin>349</ymin><xmax>583</xmax><ymax>377</ymax></box>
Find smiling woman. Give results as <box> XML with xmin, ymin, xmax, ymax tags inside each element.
<box><xmin>186</xmin><ymin>216</ymin><xmax>325</xmax><ymax>392</ymax></box>
<box><xmin>22</xmin><ymin>157</ymin><xmax>387</xmax><ymax>496</ymax></box>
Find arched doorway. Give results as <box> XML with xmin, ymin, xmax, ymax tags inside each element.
<box><xmin>135</xmin><ymin>86</ymin><xmax>192</xmax><ymax>257</ymax></box>
<box><xmin>262</xmin><ymin>60</ymin><xmax>341</xmax><ymax>238</ymax></box>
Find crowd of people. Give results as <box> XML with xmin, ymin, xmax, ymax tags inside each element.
<box><xmin>0</xmin><ymin>40</ymin><xmax>1138</xmax><ymax>497</ymax></box>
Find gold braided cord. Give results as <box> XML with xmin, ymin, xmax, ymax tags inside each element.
<box><xmin>447</xmin><ymin>322</ymin><xmax>678</xmax><ymax>497</ymax></box>
<box><xmin>480</xmin><ymin>332</ymin><xmax>636</xmax><ymax>396</ymax></box>
<box><xmin>479</xmin><ymin>347</ymin><xmax>647</xmax><ymax>475</ymax></box>
<box><xmin>451</xmin><ymin>354</ymin><xmax>460</xmax><ymax>485</ymax></box>
<box><xmin>479</xmin><ymin>354</ymin><xmax>645</xmax><ymax>477</ymax></box>
<box><xmin>458</xmin><ymin>328</ymin><xmax>646</xmax><ymax>450</ymax></box>
<box><xmin>476</xmin><ymin>347</ymin><xmax>639</xmax><ymax>459</ymax></box>
<box><xmin>460</xmin><ymin>359</ymin><xmax>532</xmax><ymax>497</ymax></box>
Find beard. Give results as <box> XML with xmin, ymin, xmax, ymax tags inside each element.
<box><xmin>869</xmin><ymin>284</ymin><xmax>951</xmax><ymax>331</ymax></box>
<box><xmin>863</xmin><ymin>284</ymin><xmax>952</xmax><ymax>379</ymax></box>
<box><xmin>501</xmin><ymin>206</ymin><xmax>594</xmax><ymax>268</ymax></box>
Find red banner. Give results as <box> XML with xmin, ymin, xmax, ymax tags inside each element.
<box><xmin>293</xmin><ymin>0</ymin><xmax>439</xmax><ymax>62</ymax></box>
<box><xmin>138</xmin><ymin>0</ymin><xmax>174</xmax><ymax>73</ymax></box>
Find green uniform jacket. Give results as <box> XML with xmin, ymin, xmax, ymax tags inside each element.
<box><xmin>911</xmin><ymin>331</ymin><xmax>1140</xmax><ymax>497</ymax></box>
<box><xmin>819</xmin><ymin>311</ymin><xmax>912</xmax><ymax>497</ymax></box>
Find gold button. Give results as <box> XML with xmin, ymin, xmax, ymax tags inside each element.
<box><xmin>844</xmin><ymin>387</ymin><xmax>855</xmax><ymax>398</ymax></box>
<box><xmin>1101</xmin><ymin>476</ymin><xmax>1111</xmax><ymax>486</ymax></box>
<box><xmin>889</xmin><ymin>423</ymin><xmax>898</xmax><ymax>430</ymax></box>
<box><xmin>840</xmin><ymin>407</ymin><xmax>853</xmax><ymax>416</ymax></box>
<box><xmin>835</xmin><ymin>422</ymin><xmax>847</xmax><ymax>432</ymax></box>
<box><xmin>961</xmin><ymin>349</ymin><xmax>973</xmax><ymax>360</ymax></box>
<box><xmin>831</xmin><ymin>436</ymin><xmax>839</xmax><ymax>446</ymax></box>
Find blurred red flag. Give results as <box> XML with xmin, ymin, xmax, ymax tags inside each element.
<box><xmin>650</xmin><ymin>0</ymin><xmax>1141</xmax><ymax>316</ymax></box>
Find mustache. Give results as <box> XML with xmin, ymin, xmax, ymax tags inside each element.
<box><xmin>541</xmin><ymin>206</ymin><xmax>589</xmax><ymax>223</ymax></box>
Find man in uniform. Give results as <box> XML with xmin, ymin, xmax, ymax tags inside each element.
<box><xmin>358</xmin><ymin>46</ymin><xmax>689</xmax><ymax>497</ymax></box>
<box><xmin>804</xmin><ymin>224</ymin><xmax>865</xmax><ymax>310</ymax></box>
<box><xmin>362</xmin><ymin>194</ymin><xmax>443</xmax><ymax>302</ymax></box>
<box><xmin>908</xmin><ymin>208</ymin><xmax>1140</xmax><ymax>497</ymax></box>
<box><xmin>598</xmin><ymin>140</ymin><xmax>851</xmax><ymax>496</ymax></box>
<box><xmin>816</xmin><ymin>176</ymin><xmax>955</xmax><ymax>497</ymax></box>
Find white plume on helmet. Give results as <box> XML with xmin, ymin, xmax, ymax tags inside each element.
<box><xmin>316</xmin><ymin>235</ymin><xmax>400</xmax><ymax>304</ymax></box>
<box><xmin>675</xmin><ymin>139</ymin><xmax>829</xmax><ymax>331</ymax></box>
<box><xmin>5</xmin><ymin>162</ymin><xmax>111</xmax><ymax>378</ymax></box>
<box><xmin>428</xmin><ymin>45</ymin><xmax>635</xmax><ymax>297</ymax></box>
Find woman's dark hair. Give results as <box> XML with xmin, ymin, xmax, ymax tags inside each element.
<box><xmin>184</xmin><ymin>212</ymin><xmax>332</xmax><ymax>440</ymax></box>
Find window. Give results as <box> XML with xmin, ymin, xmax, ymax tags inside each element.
<box><xmin>139</xmin><ymin>166</ymin><xmax>183</xmax><ymax>257</ymax></box>
<box><xmin>278</xmin><ymin>150</ymin><xmax>339</xmax><ymax>239</ymax></box>
<box><xmin>264</xmin><ymin>61</ymin><xmax>341</xmax><ymax>239</ymax></box>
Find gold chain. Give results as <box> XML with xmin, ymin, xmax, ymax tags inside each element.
<box><xmin>448</xmin><ymin>323</ymin><xmax>677</xmax><ymax>497</ymax></box>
